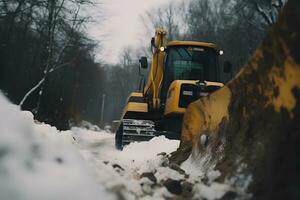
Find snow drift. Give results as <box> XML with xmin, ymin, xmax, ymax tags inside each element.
<box><xmin>0</xmin><ymin>93</ymin><xmax>112</xmax><ymax>200</ymax></box>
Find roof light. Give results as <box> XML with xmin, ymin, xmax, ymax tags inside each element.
<box><xmin>219</xmin><ymin>50</ymin><xmax>224</xmax><ymax>55</ymax></box>
<box><xmin>160</xmin><ymin>47</ymin><xmax>165</xmax><ymax>52</ymax></box>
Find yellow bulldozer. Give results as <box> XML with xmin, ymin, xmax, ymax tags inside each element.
<box><xmin>115</xmin><ymin>28</ymin><xmax>231</xmax><ymax>149</ymax></box>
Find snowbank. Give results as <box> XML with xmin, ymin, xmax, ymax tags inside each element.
<box><xmin>72</xmin><ymin>127</ymin><xmax>182</xmax><ymax>199</ymax></box>
<box><xmin>73</xmin><ymin>128</ymin><xmax>180</xmax><ymax>172</ymax></box>
<box><xmin>0</xmin><ymin>93</ymin><xmax>112</xmax><ymax>200</ymax></box>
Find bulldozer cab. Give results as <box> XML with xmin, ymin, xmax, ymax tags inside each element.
<box><xmin>160</xmin><ymin>44</ymin><xmax>220</xmax><ymax>105</ymax></box>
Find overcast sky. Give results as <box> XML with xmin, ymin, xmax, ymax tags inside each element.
<box><xmin>86</xmin><ymin>0</ymin><xmax>173</xmax><ymax>64</ymax></box>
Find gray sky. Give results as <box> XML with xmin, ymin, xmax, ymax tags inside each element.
<box><xmin>86</xmin><ymin>0</ymin><xmax>173</xmax><ymax>64</ymax></box>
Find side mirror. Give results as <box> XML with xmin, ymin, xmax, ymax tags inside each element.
<box><xmin>223</xmin><ymin>61</ymin><xmax>232</xmax><ymax>73</ymax></box>
<box><xmin>139</xmin><ymin>57</ymin><xmax>148</xmax><ymax>69</ymax></box>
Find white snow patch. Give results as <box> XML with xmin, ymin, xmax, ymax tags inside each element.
<box><xmin>121</xmin><ymin>136</ymin><xmax>180</xmax><ymax>172</ymax></box>
<box><xmin>71</xmin><ymin>120</ymin><xmax>103</xmax><ymax>132</ymax></box>
<box><xmin>207</xmin><ymin>170</ymin><xmax>222</xmax><ymax>183</ymax></box>
<box><xmin>155</xmin><ymin>166</ymin><xmax>185</xmax><ymax>182</ymax></box>
<box><xmin>181</xmin><ymin>155</ymin><xmax>205</xmax><ymax>178</ymax></box>
<box><xmin>194</xmin><ymin>183</ymin><xmax>231</xmax><ymax>200</ymax></box>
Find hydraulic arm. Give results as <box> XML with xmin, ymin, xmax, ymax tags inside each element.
<box><xmin>143</xmin><ymin>28</ymin><xmax>167</xmax><ymax>110</ymax></box>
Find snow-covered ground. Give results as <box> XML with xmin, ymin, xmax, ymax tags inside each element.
<box><xmin>0</xmin><ymin>93</ymin><xmax>248</xmax><ymax>200</ymax></box>
<box><xmin>73</xmin><ymin>129</ymin><xmax>181</xmax><ymax>200</ymax></box>
<box><xmin>0</xmin><ymin>94</ymin><xmax>113</xmax><ymax>200</ymax></box>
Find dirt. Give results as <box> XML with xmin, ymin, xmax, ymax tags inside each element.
<box><xmin>171</xmin><ymin>0</ymin><xmax>300</xmax><ymax>199</ymax></box>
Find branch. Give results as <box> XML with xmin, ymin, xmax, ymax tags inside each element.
<box><xmin>48</xmin><ymin>61</ymin><xmax>72</xmax><ymax>73</ymax></box>
<box><xmin>19</xmin><ymin>60</ymin><xmax>72</xmax><ymax>108</ymax></box>
<box><xmin>254</xmin><ymin>2</ymin><xmax>273</xmax><ymax>26</ymax></box>
<box><xmin>19</xmin><ymin>77</ymin><xmax>45</xmax><ymax>108</ymax></box>
<box><xmin>53</xmin><ymin>0</ymin><xmax>65</xmax><ymax>22</ymax></box>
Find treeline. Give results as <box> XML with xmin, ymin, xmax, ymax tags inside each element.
<box><xmin>103</xmin><ymin>0</ymin><xmax>286</xmax><ymax>122</ymax></box>
<box><xmin>0</xmin><ymin>0</ymin><xmax>286</xmax><ymax>129</ymax></box>
<box><xmin>0</xmin><ymin>0</ymin><xmax>106</xmax><ymax>129</ymax></box>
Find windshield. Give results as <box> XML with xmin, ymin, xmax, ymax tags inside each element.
<box><xmin>165</xmin><ymin>46</ymin><xmax>218</xmax><ymax>82</ymax></box>
<box><xmin>161</xmin><ymin>46</ymin><xmax>219</xmax><ymax>103</ymax></box>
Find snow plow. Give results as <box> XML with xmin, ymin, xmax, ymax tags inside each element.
<box><xmin>115</xmin><ymin>28</ymin><xmax>231</xmax><ymax>149</ymax></box>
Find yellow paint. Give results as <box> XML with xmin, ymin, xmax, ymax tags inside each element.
<box><xmin>124</xmin><ymin>92</ymin><xmax>143</xmax><ymax>103</ymax></box>
<box><xmin>164</xmin><ymin>80</ymin><xmax>224</xmax><ymax>116</ymax></box>
<box><xmin>164</xmin><ymin>80</ymin><xmax>197</xmax><ymax>116</ymax></box>
<box><xmin>167</xmin><ymin>41</ymin><xmax>217</xmax><ymax>49</ymax></box>
<box><xmin>120</xmin><ymin>92</ymin><xmax>148</xmax><ymax>119</ymax></box>
<box><xmin>204</xmin><ymin>81</ymin><xmax>224</xmax><ymax>87</ymax></box>
<box><xmin>121</xmin><ymin>102</ymin><xmax>148</xmax><ymax>119</ymax></box>
<box><xmin>129</xmin><ymin>92</ymin><xmax>143</xmax><ymax>97</ymax></box>
<box><xmin>143</xmin><ymin>28</ymin><xmax>167</xmax><ymax>109</ymax></box>
<box><xmin>269</xmin><ymin>57</ymin><xmax>300</xmax><ymax>117</ymax></box>
<box><xmin>181</xmin><ymin>86</ymin><xmax>232</xmax><ymax>145</ymax></box>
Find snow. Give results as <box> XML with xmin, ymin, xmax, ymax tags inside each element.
<box><xmin>194</xmin><ymin>183</ymin><xmax>231</xmax><ymax>200</ymax></box>
<box><xmin>207</xmin><ymin>170</ymin><xmax>222</xmax><ymax>183</ymax></box>
<box><xmin>72</xmin><ymin>129</ymin><xmax>181</xmax><ymax>199</ymax></box>
<box><xmin>181</xmin><ymin>155</ymin><xmax>205</xmax><ymax>178</ymax></box>
<box><xmin>0</xmin><ymin>94</ymin><xmax>112</xmax><ymax>200</ymax></box>
<box><xmin>0</xmin><ymin>91</ymin><xmax>250</xmax><ymax>200</ymax></box>
<box><xmin>72</xmin><ymin>128</ymin><xmax>179</xmax><ymax>172</ymax></box>
<box><xmin>181</xmin><ymin>144</ymin><xmax>251</xmax><ymax>199</ymax></box>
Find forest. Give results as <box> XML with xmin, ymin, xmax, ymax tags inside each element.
<box><xmin>0</xmin><ymin>0</ymin><xmax>285</xmax><ymax>130</ymax></box>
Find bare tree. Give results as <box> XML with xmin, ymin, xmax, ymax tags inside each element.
<box><xmin>0</xmin><ymin>0</ymin><xmax>105</xmax><ymax>128</ymax></box>
<box><xmin>18</xmin><ymin>0</ymin><xmax>94</xmax><ymax>112</ymax></box>
<box><xmin>140</xmin><ymin>1</ymin><xmax>184</xmax><ymax>41</ymax></box>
